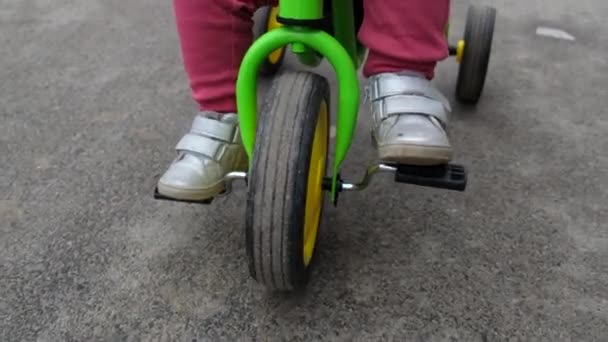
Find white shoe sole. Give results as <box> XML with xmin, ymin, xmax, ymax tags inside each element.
<box><xmin>379</xmin><ymin>144</ymin><xmax>453</xmax><ymax>166</ymax></box>
<box><xmin>157</xmin><ymin>179</ymin><xmax>225</xmax><ymax>201</ymax></box>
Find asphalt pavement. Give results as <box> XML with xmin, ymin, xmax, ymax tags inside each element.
<box><xmin>1</xmin><ymin>0</ymin><xmax>608</xmax><ymax>341</ymax></box>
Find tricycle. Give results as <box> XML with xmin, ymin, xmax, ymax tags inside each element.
<box><xmin>155</xmin><ymin>0</ymin><xmax>496</xmax><ymax>292</ymax></box>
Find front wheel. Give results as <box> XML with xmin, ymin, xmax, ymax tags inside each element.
<box><xmin>245</xmin><ymin>71</ymin><xmax>330</xmax><ymax>292</ymax></box>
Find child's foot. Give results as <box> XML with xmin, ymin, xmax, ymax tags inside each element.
<box><xmin>157</xmin><ymin>112</ymin><xmax>248</xmax><ymax>201</ymax></box>
<box><xmin>367</xmin><ymin>72</ymin><xmax>453</xmax><ymax>166</ymax></box>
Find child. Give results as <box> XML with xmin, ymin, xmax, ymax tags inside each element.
<box><xmin>158</xmin><ymin>0</ymin><xmax>453</xmax><ymax>200</ymax></box>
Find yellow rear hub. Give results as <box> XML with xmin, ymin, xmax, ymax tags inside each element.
<box><xmin>266</xmin><ymin>7</ymin><xmax>284</xmax><ymax>64</ymax></box>
<box><xmin>303</xmin><ymin>100</ymin><xmax>328</xmax><ymax>266</ymax></box>
<box><xmin>456</xmin><ymin>39</ymin><xmax>466</xmax><ymax>63</ymax></box>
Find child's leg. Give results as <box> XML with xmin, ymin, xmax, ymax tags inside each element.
<box><xmin>359</xmin><ymin>0</ymin><xmax>454</xmax><ymax>165</ymax></box>
<box><xmin>173</xmin><ymin>0</ymin><xmax>277</xmax><ymax>113</ymax></box>
<box><xmin>359</xmin><ymin>0</ymin><xmax>450</xmax><ymax>80</ymax></box>
<box><xmin>158</xmin><ymin>0</ymin><xmax>276</xmax><ymax>200</ymax></box>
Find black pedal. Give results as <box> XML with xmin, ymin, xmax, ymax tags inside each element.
<box><xmin>393</xmin><ymin>163</ymin><xmax>467</xmax><ymax>191</ymax></box>
<box><xmin>153</xmin><ymin>187</ymin><xmax>214</xmax><ymax>204</ymax></box>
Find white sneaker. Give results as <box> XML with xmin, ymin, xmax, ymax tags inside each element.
<box><xmin>367</xmin><ymin>72</ymin><xmax>453</xmax><ymax>166</ymax></box>
<box><xmin>157</xmin><ymin>112</ymin><xmax>248</xmax><ymax>200</ymax></box>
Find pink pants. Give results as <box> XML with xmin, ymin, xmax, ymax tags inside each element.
<box><xmin>174</xmin><ymin>0</ymin><xmax>450</xmax><ymax>113</ymax></box>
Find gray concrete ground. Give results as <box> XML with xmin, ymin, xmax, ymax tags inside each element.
<box><xmin>2</xmin><ymin>0</ymin><xmax>608</xmax><ymax>341</ymax></box>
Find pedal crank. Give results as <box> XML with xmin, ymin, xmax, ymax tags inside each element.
<box><xmin>324</xmin><ymin>163</ymin><xmax>467</xmax><ymax>195</ymax></box>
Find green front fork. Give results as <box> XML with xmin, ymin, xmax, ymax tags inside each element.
<box><xmin>236</xmin><ymin>0</ymin><xmax>361</xmax><ymax>200</ymax></box>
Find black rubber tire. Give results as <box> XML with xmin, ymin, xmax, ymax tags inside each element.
<box><xmin>245</xmin><ymin>71</ymin><xmax>330</xmax><ymax>292</ymax></box>
<box><xmin>253</xmin><ymin>6</ymin><xmax>286</xmax><ymax>76</ymax></box>
<box><xmin>455</xmin><ymin>5</ymin><xmax>497</xmax><ymax>104</ymax></box>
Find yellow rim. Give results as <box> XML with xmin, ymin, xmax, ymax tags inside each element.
<box><xmin>303</xmin><ymin>100</ymin><xmax>328</xmax><ymax>266</ymax></box>
<box><xmin>266</xmin><ymin>6</ymin><xmax>284</xmax><ymax>64</ymax></box>
<box><xmin>456</xmin><ymin>39</ymin><xmax>466</xmax><ymax>63</ymax></box>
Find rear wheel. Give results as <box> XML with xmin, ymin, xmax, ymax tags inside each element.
<box><xmin>455</xmin><ymin>5</ymin><xmax>497</xmax><ymax>104</ymax></box>
<box><xmin>245</xmin><ymin>71</ymin><xmax>330</xmax><ymax>291</ymax></box>
<box><xmin>253</xmin><ymin>6</ymin><xmax>286</xmax><ymax>76</ymax></box>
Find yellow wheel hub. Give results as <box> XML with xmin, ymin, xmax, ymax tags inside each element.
<box><xmin>456</xmin><ymin>39</ymin><xmax>466</xmax><ymax>63</ymax></box>
<box><xmin>303</xmin><ymin>100</ymin><xmax>328</xmax><ymax>266</ymax></box>
<box><xmin>266</xmin><ymin>6</ymin><xmax>284</xmax><ymax>65</ymax></box>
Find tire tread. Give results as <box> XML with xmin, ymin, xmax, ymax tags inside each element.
<box><xmin>246</xmin><ymin>71</ymin><xmax>329</xmax><ymax>291</ymax></box>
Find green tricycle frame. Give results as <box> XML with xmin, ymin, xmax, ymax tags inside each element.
<box><xmin>237</xmin><ymin>0</ymin><xmax>363</xmax><ymax>200</ymax></box>
<box><xmin>156</xmin><ymin>0</ymin><xmax>496</xmax><ymax>292</ymax></box>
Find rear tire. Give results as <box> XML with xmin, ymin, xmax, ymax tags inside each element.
<box><xmin>455</xmin><ymin>5</ymin><xmax>497</xmax><ymax>104</ymax></box>
<box><xmin>253</xmin><ymin>6</ymin><xmax>286</xmax><ymax>76</ymax></box>
<box><xmin>245</xmin><ymin>71</ymin><xmax>330</xmax><ymax>292</ymax></box>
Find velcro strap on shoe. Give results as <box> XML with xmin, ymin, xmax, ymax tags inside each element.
<box><xmin>190</xmin><ymin>115</ymin><xmax>238</xmax><ymax>142</ymax></box>
<box><xmin>175</xmin><ymin>133</ymin><xmax>226</xmax><ymax>161</ymax></box>
<box><xmin>367</xmin><ymin>74</ymin><xmax>452</xmax><ymax>113</ymax></box>
<box><xmin>372</xmin><ymin>94</ymin><xmax>450</xmax><ymax>125</ymax></box>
